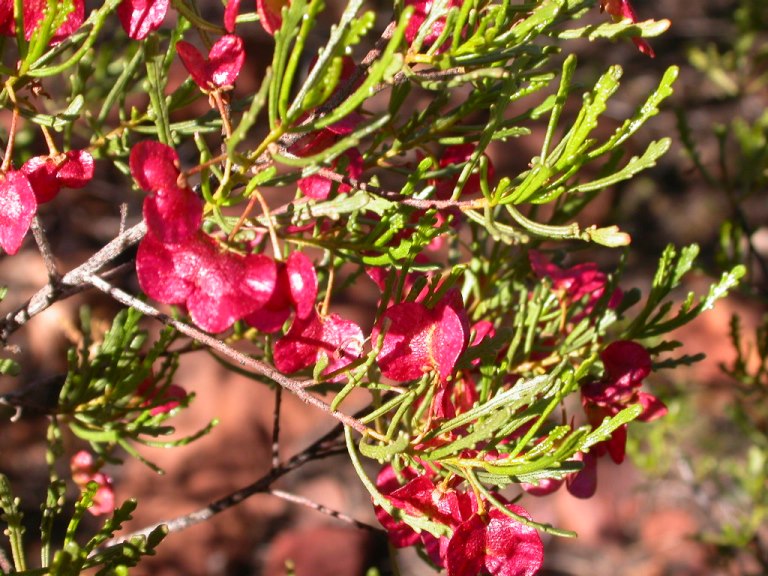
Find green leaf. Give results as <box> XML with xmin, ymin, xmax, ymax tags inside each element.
<box><xmin>570</xmin><ymin>138</ymin><xmax>671</xmax><ymax>194</ymax></box>
<box><xmin>558</xmin><ymin>18</ymin><xmax>671</xmax><ymax>43</ymax></box>
<box><xmin>359</xmin><ymin>432</ymin><xmax>409</xmax><ymax>459</ymax></box>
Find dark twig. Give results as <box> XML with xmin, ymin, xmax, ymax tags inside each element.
<box><xmin>82</xmin><ymin>272</ymin><xmax>368</xmax><ymax>434</ymax></box>
<box><xmin>271</xmin><ymin>386</ymin><xmax>282</xmax><ymax>470</ymax></box>
<box><xmin>100</xmin><ymin>426</ymin><xmax>349</xmax><ymax>548</ymax></box>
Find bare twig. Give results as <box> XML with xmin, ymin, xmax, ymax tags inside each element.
<box><xmin>269</xmin><ymin>488</ymin><xmax>382</xmax><ymax>532</ymax></box>
<box><xmin>30</xmin><ymin>216</ymin><xmax>60</xmax><ymax>281</ymax></box>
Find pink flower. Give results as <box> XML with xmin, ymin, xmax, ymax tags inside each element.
<box><xmin>117</xmin><ymin>0</ymin><xmax>169</xmax><ymax>40</ymax></box>
<box><xmin>177</xmin><ymin>34</ymin><xmax>245</xmax><ymax>91</ymax></box>
<box><xmin>599</xmin><ymin>0</ymin><xmax>655</xmax><ymax>57</ymax></box>
<box><xmin>70</xmin><ymin>451</ymin><xmax>115</xmax><ymax>516</ymax></box>
<box><xmin>21</xmin><ymin>149</ymin><xmax>94</xmax><ymax>204</ymax></box>
<box><xmin>374</xmin><ymin>289</ymin><xmax>470</xmax><ymax>383</ymax></box>
<box><xmin>257</xmin><ymin>0</ymin><xmax>290</xmax><ymax>35</ymax></box>
<box><xmin>136</xmin><ymin>232</ymin><xmax>277</xmax><ymax>333</ymax></box>
<box><xmin>0</xmin><ymin>171</ymin><xmax>37</xmax><ymax>255</ymax></box>
<box><xmin>245</xmin><ymin>251</ymin><xmax>318</xmax><ymax>333</ymax></box>
<box><xmin>273</xmin><ymin>310</ymin><xmax>364</xmax><ymax>381</ymax></box>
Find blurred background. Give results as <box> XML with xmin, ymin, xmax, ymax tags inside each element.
<box><xmin>0</xmin><ymin>0</ymin><xmax>766</xmax><ymax>574</ymax></box>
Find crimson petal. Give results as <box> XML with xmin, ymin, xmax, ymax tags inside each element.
<box><xmin>22</xmin><ymin>0</ymin><xmax>85</xmax><ymax>44</ymax></box>
<box><xmin>224</xmin><ymin>0</ymin><xmax>241</xmax><ymax>32</ymax></box>
<box><xmin>375</xmin><ymin>291</ymin><xmax>469</xmax><ymax>383</ymax></box>
<box><xmin>483</xmin><ymin>505</ymin><xmax>544</xmax><ymax>576</ymax></box>
<box><xmin>176</xmin><ymin>40</ymin><xmax>210</xmax><ymax>89</ymax></box>
<box><xmin>601</xmin><ymin>340</ymin><xmax>652</xmax><ymax>389</ymax></box>
<box><xmin>207</xmin><ymin>34</ymin><xmax>245</xmax><ymax>88</ymax></box>
<box><xmin>143</xmin><ymin>185</ymin><xmax>203</xmax><ymax>244</ymax></box>
<box><xmin>0</xmin><ymin>171</ymin><xmax>36</xmax><ymax>255</ymax></box>
<box><xmin>136</xmin><ymin>233</ymin><xmax>198</xmax><ymax>304</ymax></box>
<box><xmin>129</xmin><ymin>141</ymin><xmax>180</xmax><ymax>193</ymax></box>
<box><xmin>286</xmin><ymin>251</ymin><xmax>318</xmax><ymax>319</ymax></box>
<box><xmin>257</xmin><ymin>0</ymin><xmax>289</xmax><ymax>35</ymax></box>
<box><xmin>21</xmin><ymin>156</ymin><xmax>61</xmax><ymax>204</ymax></box>
<box><xmin>118</xmin><ymin>0</ymin><xmax>169</xmax><ymax>40</ymax></box>
<box><xmin>56</xmin><ymin>150</ymin><xmax>94</xmax><ymax>189</ymax></box>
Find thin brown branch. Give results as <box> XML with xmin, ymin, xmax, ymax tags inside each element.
<box><xmin>269</xmin><ymin>488</ymin><xmax>382</xmax><ymax>532</ymax></box>
<box><xmin>302</xmin><ymin>165</ymin><xmax>489</xmax><ymax>212</ymax></box>
<box><xmin>100</xmin><ymin>428</ymin><xmax>348</xmax><ymax>548</ymax></box>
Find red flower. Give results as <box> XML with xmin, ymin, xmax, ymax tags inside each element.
<box><xmin>0</xmin><ymin>0</ymin><xmax>85</xmax><ymax>44</ymax></box>
<box><xmin>129</xmin><ymin>141</ymin><xmax>202</xmax><ymax>244</ymax></box>
<box><xmin>298</xmin><ymin>147</ymin><xmax>363</xmax><ymax>200</ymax></box>
<box><xmin>224</xmin><ymin>0</ymin><xmax>241</xmax><ymax>33</ymax></box>
<box><xmin>177</xmin><ymin>34</ymin><xmax>245</xmax><ymax>91</ymax></box>
<box><xmin>404</xmin><ymin>0</ymin><xmax>462</xmax><ymax>48</ymax></box>
<box><xmin>257</xmin><ymin>0</ymin><xmax>290</xmax><ymax>35</ymax></box>
<box><xmin>245</xmin><ymin>251</ymin><xmax>318</xmax><ymax>333</ymax></box>
<box><xmin>273</xmin><ymin>310</ymin><xmax>364</xmax><ymax>381</ymax></box>
<box><xmin>565</xmin><ymin>451</ymin><xmax>599</xmax><ymax>499</ymax></box>
<box><xmin>374</xmin><ymin>289</ymin><xmax>469</xmax><ymax>383</ymax></box>
<box><xmin>446</xmin><ymin>501</ymin><xmax>543</xmax><ymax>576</ymax></box>
<box><xmin>582</xmin><ymin>341</ymin><xmax>667</xmax><ymax>425</ymax></box>
<box><xmin>136</xmin><ymin>374</ymin><xmax>187</xmax><ymax>415</ymax></box>
<box><xmin>575</xmin><ymin>341</ymin><xmax>667</xmax><ymax>492</ymax></box>
<box><xmin>21</xmin><ymin>149</ymin><xmax>94</xmax><ymax>204</ymax></box>
<box><xmin>374</xmin><ymin>466</ymin><xmax>424</xmax><ymax>547</ymax></box>
<box><xmin>129</xmin><ymin>140</ymin><xmax>181</xmax><ymax>193</ymax></box>
<box><xmin>374</xmin><ymin>467</ymin><xmax>544</xmax><ymax>576</ymax></box>
<box><xmin>117</xmin><ymin>0</ymin><xmax>169</xmax><ymax>40</ymax></box>
<box><xmin>143</xmin><ymin>185</ymin><xmax>203</xmax><ymax>245</ymax></box>
<box><xmin>529</xmin><ymin>250</ymin><xmax>622</xmax><ymax>316</ymax></box>
<box><xmin>599</xmin><ymin>0</ymin><xmax>655</xmax><ymax>57</ymax></box>
<box><xmin>136</xmin><ymin>232</ymin><xmax>277</xmax><ymax>333</ymax></box>
<box><xmin>0</xmin><ymin>171</ymin><xmax>37</xmax><ymax>255</ymax></box>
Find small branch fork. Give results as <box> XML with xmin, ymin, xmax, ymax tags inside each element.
<box><xmin>83</xmin><ymin>271</ymin><xmax>367</xmax><ymax>434</ymax></box>
<box><xmin>100</xmin><ymin>423</ymin><xmax>380</xmax><ymax>549</ymax></box>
